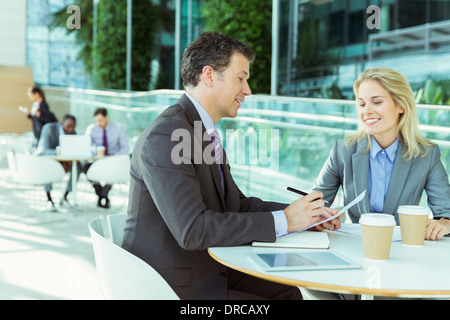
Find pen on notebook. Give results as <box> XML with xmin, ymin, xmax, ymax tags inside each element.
<box><xmin>287</xmin><ymin>187</ymin><xmax>329</xmax><ymax>203</ymax></box>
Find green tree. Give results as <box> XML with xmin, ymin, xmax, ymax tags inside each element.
<box><xmin>94</xmin><ymin>0</ymin><xmax>156</xmax><ymax>90</ymax></box>
<box><xmin>294</xmin><ymin>17</ymin><xmax>341</xmax><ymax>81</ymax></box>
<box><xmin>52</xmin><ymin>0</ymin><xmax>174</xmax><ymax>91</ymax></box>
<box><xmin>202</xmin><ymin>0</ymin><xmax>272</xmax><ymax>94</ymax></box>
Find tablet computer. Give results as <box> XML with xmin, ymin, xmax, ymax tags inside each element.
<box><xmin>251</xmin><ymin>251</ymin><xmax>361</xmax><ymax>272</ymax></box>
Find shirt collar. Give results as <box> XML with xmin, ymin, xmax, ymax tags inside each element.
<box><xmin>185</xmin><ymin>92</ymin><xmax>216</xmax><ymax>134</ymax></box>
<box><xmin>370</xmin><ymin>136</ymin><xmax>399</xmax><ymax>161</ymax></box>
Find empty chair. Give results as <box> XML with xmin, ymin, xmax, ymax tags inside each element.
<box><xmin>12</xmin><ymin>153</ymin><xmax>66</xmax><ymax>223</ymax></box>
<box><xmin>14</xmin><ymin>153</ymin><xmax>66</xmax><ymax>185</ymax></box>
<box><xmin>88</xmin><ymin>217</ymin><xmax>179</xmax><ymax>300</ymax></box>
<box><xmin>107</xmin><ymin>213</ymin><xmax>127</xmax><ymax>246</ymax></box>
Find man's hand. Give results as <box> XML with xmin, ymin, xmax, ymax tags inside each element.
<box><xmin>310</xmin><ymin>207</ymin><xmax>342</xmax><ymax>232</ymax></box>
<box><xmin>283</xmin><ymin>191</ymin><xmax>341</xmax><ymax>233</ymax></box>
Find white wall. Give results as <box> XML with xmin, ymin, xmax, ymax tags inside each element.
<box><xmin>0</xmin><ymin>0</ymin><xmax>27</xmax><ymax>66</ymax></box>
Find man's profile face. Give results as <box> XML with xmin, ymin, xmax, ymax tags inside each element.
<box><xmin>212</xmin><ymin>53</ymin><xmax>252</xmax><ymax>120</ymax></box>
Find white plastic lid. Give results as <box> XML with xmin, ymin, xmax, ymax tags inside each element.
<box><xmin>359</xmin><ymin>213</ymin><xmax>396</xmax><ymax>226</ymax></box>
<box><xmin>397</xmin><ymin>205</ymin><xmax>430</xmax><ymax>216</ymax></box>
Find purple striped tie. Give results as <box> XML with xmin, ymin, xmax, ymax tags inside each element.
<box><xmin>102</xmin><ymin>128</ymin><xmax>108</xmax><ymax>155</ymax></box>
<box><xmin>210</xmin><ymin>129</ymin><xmax>225</xmax><ymax>193</ymax></box>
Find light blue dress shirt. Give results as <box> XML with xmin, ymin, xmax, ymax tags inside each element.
<box><xmin>85</xmin><ymin>121</ymin><xmax>129</xmax><ymax>155</ymax></box>
<box><xmin>369</xmin><ymin>136</ymin><xmax>399</xmax><ymax>213</ymax></box>
<box><xmin>185</xmin><ymin>93</ymin><xmax>288</xmax><ymax>237</ymax></box>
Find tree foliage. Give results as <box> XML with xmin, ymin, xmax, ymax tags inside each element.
<box><xmin>52</xmin><ymin>0</ymin><xmax>174</xmax><ymax>91</ymax></box>
<box><xmin>202</xmin><ymin>0</ymin><xmax>272</xmax><ymax>94</ymax></box>
<box><xmin>94</xmin><ymin>0</ymin><xmax>157</xmax><ymax>90</ymax></box>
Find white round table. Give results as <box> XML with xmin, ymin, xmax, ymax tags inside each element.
<box><xmin>208</xmin><ymin>226</ymin><xmax>450</xmax><ymax>299</ymax></box>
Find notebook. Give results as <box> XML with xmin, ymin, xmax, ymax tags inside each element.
<box><xmin>252</xmin><ymin>231</ymin><xmax>330</xmax><ymax>249</ymax></box>
<box><xmin>59</xmin><ymin>135</ymin><xmax>92</xmax><ymax>158</ymax></box>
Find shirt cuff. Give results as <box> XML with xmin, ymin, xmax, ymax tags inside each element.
<box><xmin>272</xmin><ymin>210</ymin><xmax>288</xmax><ymax>237</ymax></box>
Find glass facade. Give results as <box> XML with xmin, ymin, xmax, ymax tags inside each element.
<box><xmin>43</xmin><ymin>87</ymin><xmax>450</xmax><ymax>205</ymax></box>
<box><xmin>26</xmin><ymin>0</ymin><xmax>88</xmax><ymax>87</ymax></box>
<box><xmin>25</xmin><ymin>0</ymin><xmax>450</xmax><ymax>100</ymax></box>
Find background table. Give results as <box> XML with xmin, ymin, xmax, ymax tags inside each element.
<box><xmin>209</xmin><ymin>227</ymin><xmax>450</xmax><ymax>299</ymax></box>
<box><xmin>54</xmin><ymin>155</ymin><xmax>99</xmax><ymax>209</ymax></box>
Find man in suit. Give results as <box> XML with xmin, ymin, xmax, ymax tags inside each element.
<box><xmin>34</xmin><ymin>114</ymin><xmax>81</xmax><ymax>210</ymax></box>
<box><xmin>122</xmin><ymin>32</ymin><xmax>341</xmax><ymax>300</ymax></box>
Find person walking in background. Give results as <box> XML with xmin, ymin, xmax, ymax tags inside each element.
<box><xmin>312</xmin><ymin>68</ymin><xmax>450</xmax><ymax>240</ymax></box>
<box><xmin>19</xmin><ymin>86</ymin><xmax>57</xmax><ymax>150</ymax></box>
<box><xmin>84</xmin><ymin>108</ymin><xmax>129</xmax><ymax>208</ymax></box>
<box><xmin>33</xmin><ymin>114</ymin><xmax>81</xmax><ymax>211</ymax></box>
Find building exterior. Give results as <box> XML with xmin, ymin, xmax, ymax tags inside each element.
<box><xmin>3</xmin><ymin>0</ymin><xmax>450</xmax><ymax>99</ymax></box>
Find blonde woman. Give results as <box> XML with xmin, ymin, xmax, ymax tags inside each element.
<box><xmin>312</xmin><ymin>68</ymin><xmax>450</xmax><ymax>240</ymax></box>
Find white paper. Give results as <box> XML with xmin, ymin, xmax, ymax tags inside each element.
<box><xmin>300</xmin><ymin>189</ymin><xmax>367</xmax><ymax>232</ymax></box>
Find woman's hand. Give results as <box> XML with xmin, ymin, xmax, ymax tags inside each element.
<box><xmin>425</xmin><ymin>219</ymin><xmax>450</xmax><ymax>240</ymax></box>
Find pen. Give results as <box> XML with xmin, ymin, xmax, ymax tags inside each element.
<box><xmin>287</xmin><ymin>187</ymin><xmax>329</xmax><ymax>203</ymax></box>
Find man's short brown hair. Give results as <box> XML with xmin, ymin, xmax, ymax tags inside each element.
<box><xmin>181</xmin><ymin>32</ymin><xmax>255</xmax><ymax>88</ymax></box>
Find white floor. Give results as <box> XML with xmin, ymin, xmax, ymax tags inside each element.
<box><xmin>0</xmin><ymin>167</ymin><xmax>128</xmax><ymax>300</ymax></box>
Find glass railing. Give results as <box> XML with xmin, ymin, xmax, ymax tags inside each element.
<box><xmin>42</xmin><ymin>86</ymin><xmax>450</xmax><ymax>206</ymax></box>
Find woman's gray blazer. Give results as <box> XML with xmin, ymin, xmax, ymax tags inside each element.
<box><xmin>312</xmin><ymin>138</ymin><xmax>450</xmax><ymax>223</ymax></box>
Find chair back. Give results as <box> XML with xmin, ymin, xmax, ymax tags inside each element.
<box><xmin>14</xmin><ymin>153</ymin><xmax>65</xmax><ymax>185</ymax></box>
<box><xmin>86</xmin><ymin>154</ymin><xmax>131</xmax><ymax>185</ymax></box>
<box><xmin>107</xmin><ymin>213</ymin><xmax>127</xmax><ymax>246</ymax></box>
<box><xmin>88</xmin><ymin>217</ymin><xmax>179</xmax><ymax>300</ymax></box>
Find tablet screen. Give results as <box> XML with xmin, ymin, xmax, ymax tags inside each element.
<box><xmin>252</xmin><ymin>251</ymin><xmax>360</xmax><ymax>271</ymax></box>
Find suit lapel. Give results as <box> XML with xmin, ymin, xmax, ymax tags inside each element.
<box><xmin>178</xmin><ymin>94</ymin><xmax>227</xmax><ymax>208</ymax></box>
<box><xmin>352</xmin><ymin>139</ymin><xmax>370</xmax><ymax>214</ymax></box>
<box><xmin>383</xmin><ymin>141</ymin><xmax>413</xmax><ymax>215</ymax></box>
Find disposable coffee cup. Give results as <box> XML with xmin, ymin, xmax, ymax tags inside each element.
<box><xmin>359</xmin><ymin>213</ymin><xmax>396</xmax><ymax>260</ymax></box>
<box><xmin>97</xmin><ymin>146</ymin><xmax>105</xmax><ymax>157</ymax></box>
<box><xmin>56</xmin><ymin>146</ymin><xmax>61</xmax><ymax>156</ymax></box>
<box><xmin>398</xmin><ymin>205</ymin><xmax>430</xmax><ymax>246</ymax></box>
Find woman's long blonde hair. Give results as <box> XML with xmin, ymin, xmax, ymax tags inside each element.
<box><xmin>346</xmin><ymin>67</ymin><xmax>434</xmax><ymax>159</ymax></box>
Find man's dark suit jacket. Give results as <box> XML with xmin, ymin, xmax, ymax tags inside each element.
<box><xmin>33</xmin><ymin>122</ymin><xmax>62</xmax><ymax>156</ymax></box>
<box><xmin>122</xmin><ymin>94</ymin><xmax>287</xmax><ymax>299</ymax></box>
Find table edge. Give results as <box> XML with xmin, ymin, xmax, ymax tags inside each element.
<box><xmin>207</xmin><ymin>248</ymin><xmax>450</xmax><ymax>298</ymax></box>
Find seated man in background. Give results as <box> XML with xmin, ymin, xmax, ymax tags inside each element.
<box><xmin>33</xmin><ymin>114</ymin><xmax>81</xmax><ymax>211</ymax></box>
<box><xmin>84</xmin><ymin>107</ymin><xmax>129</xmax><ymax>208</ymax></box>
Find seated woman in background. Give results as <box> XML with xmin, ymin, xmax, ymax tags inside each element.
<box><xmin>311</xmin><ymin>68</ymin><xmax>450</xmax><ymax>240</ymax></box>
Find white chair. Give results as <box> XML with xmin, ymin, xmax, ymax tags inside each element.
<box><xmin>88</xmin><ymin>217</ymin><xmax>179</xmax><ymax>300</ymax></box>
<box><xmin>107</xmin><ymin>213</ymin><xmax>127</xmax><ymax>246</ymax></box>
<box><xmin>86</xmin><ymin>155</ymin><xmax>131</xmax><ymax>207</ymax></box>
<box><xmin>12</xmin><ymin>153</ymin><xmax>66</xmax><ymax>223</ymax></box>
<box><xmin>14</xmin><ymin>153</ymin><xmax>65</xmax><ymax>185</ymax></box>
<box><xmin>86</xmin><ymin>154</ymin><xmax>130</xmax><ymax>185</ymax></box>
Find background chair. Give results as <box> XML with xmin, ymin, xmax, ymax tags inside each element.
<box><xmin>107</xmin><ymin>212</ymin><xmax>126</xmax><ymax>246</ymax></box>
<box><xmin>86</xmin><ymin>155</ymin><xmax>131</xmax><ymax>208</ymax></box>
<box><xmin>88</xmin><ymin>217</ymin><xmax>179</xmax><ymax>300</ymax></box>
<box><xmin>12</xmin><ymin>153</ymin><xmax>66</xmax><ymax>223</ymax></box>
